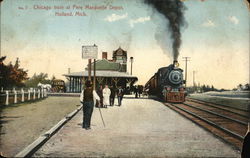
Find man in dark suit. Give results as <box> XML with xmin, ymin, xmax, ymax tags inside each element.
<box><xmin>117</xmin><ymin>86</ymin><xmax>124</xmax><ymax>106</ymax></box>
<box><xmin>109</xmin><ymin>85</ymin><xmax>116</xmax><ymax>106</ymax></box>
<box><xmin>134</xmin><ymin>86</ymin><xmax>138</xmax><ymax>98</ymax></box>
<box><xmin>96</xmin><ymin>85</ymin><xmax>103</xmax><ymax>108</ymax></box>
<box><xmin>80</xmin><ymin>80</ymin><xmax>100</xmax><ymax>130</ymax></box>
<box><xmin>242</xmin><ymin>123</ymin><xmax>250</xmax><ymax>158</ymax></box>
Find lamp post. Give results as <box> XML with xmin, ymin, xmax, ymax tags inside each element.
<box><xmin>130</xmin><ymin>57</ymin><xmax>134</xmax><ymax>75</ymax></box>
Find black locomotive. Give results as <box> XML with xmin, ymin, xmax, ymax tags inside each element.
<box><xmin>145</xmin><ymin>61</ymin><xmax>186</xmax><ymax>103</ymax></box>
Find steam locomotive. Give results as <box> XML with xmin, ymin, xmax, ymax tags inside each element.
<box><xmin>145</xmin><ymin>61</ymin><xmax>186</xmax><ymax>103</ymax></box>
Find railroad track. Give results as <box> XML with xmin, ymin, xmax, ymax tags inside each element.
<box><xmin>164</xmin><ymin>100</ymin><xmax>249</xmax><ymax>151</ymax></box>
<box><xmin>187</xmin><ymin>98</ymin><xmax>250</xmax><ymax>114</ymax></box>
<box><xmin>185</xmin><ymin>100</ymin><xmax>249</xmax><ymax>124</ymax></box>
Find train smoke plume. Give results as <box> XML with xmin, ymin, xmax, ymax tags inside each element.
<box><xmin>144</xmin><ymin>0</ymin><xmax>186</xmax><ymax>61</ymax></box>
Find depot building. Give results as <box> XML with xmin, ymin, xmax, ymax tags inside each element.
<box><xmin>64</xmin><ymin>47</ymin><xmax>138</xmax><ymax>93</ymax></box>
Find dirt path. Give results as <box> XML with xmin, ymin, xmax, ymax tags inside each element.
<box><xmin>0</xmin><ymin>96</ymin><xmax>80</xmax><ymax>157</ymax></box>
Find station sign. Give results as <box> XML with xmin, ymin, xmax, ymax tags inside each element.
<box><xmin>82</xmin><ymin>44</ymin><xmax>98</xmax><ymax>59</ymax></box>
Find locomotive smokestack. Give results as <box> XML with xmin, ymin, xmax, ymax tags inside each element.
<box><xmin>173</xmin><ymin>60</ymin><xmax>179</xmax><ymax>68</ymax></box>
<box><xmin>144</xmin><ymin>0</ymin><xmax>186</xmax><ymax>61</ymax></box>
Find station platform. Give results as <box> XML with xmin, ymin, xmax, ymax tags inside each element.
<box><xmin>33</xmin><ymin>96</ymin><xmax>240</xmax><ymax>157</ymax></box>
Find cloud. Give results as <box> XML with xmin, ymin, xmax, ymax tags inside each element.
<box><xmin>202</xmin><ymin>19</ymin><xmax>215</xmax><ymax>27</ymax></box>
<box><xmin>104</xmin><ymin>13</ymin><xmax>128</xmax><ymax>22</ymax></box>
<box><xmin>228</xmin><ymin>16</ymin><xmax>239</xmax><ymax>25</ymax></box>
<box><xmin>129</xmin><ymin>16</ymin><xmax>151</xmax><ymax>28</ymax></box>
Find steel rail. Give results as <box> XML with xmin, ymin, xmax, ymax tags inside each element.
<box><xmin>183</xmin><ymin>103</ymin><xmax>248</xmax><ymax>126</ymax></box>
<box><xmin>169</xmin><ymin>103</ymin><xmax>244</xmax><ymax>141</ymax></box>
<box><xmin>187</xmin><ymin>98</ymin><xmax>249</xmax><ymax>112</ymax></box>
<box><xmin>186</xmin><ymin>99</ymin><xmax>249</xmax><ymax>119</ymax></box>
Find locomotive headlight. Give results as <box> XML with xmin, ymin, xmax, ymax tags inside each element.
<box><xmin>169</xmin><ymin>70</ymin><xmax>183</xmax><ymax>85</ymax></box>
<box><xmin>173</xmin><ymin>61</ymin><xmax>179</xmax><ymax>68</ymax></box>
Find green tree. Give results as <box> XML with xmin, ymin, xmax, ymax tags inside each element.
<box><xmin>238</xmin><ymin>84</ymin><xmax>243</xmax><ymax>90</ymax></box>
<box><xmin>206</xmin><ymin>85</ymin><xmax>210</xmax><ymax>91</ymax></box>
<box><xmin>244</xmin><ymin>83</ymin><xmax>249</xmax><ymax>91</ymax></box>
<box><xmin>0</xmin><ymin>57</ymin><xmax>29</xmax><ymax>88</ymax></box>
<box><xmin>25</xmin><ymin>73</ymin><xmax>51</xmax><ymax>87</ymax></box>
<box><xmin>201</xmin><ymin>85</ymin><xmax>206</xmax><ymax>92</ymax></box>
<box><xmin>51</xmin><ymin>75</ymin><xmax>56</xmax><ymax>81</ymax></box>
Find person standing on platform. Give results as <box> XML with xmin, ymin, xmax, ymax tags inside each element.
<box><xmin>134</xmin><ymin>86</ymin><xmax>138</xmax><ymax>98</ymax></box>
<box><xmin>110</xmin><ymin>85</ymin><xmax>116</xmax><ymax>106</ymax></box>
<box><xmin>117</xmin><ymin>86</ymin><xmax>124</xmax><ymax>106</ymax></box>
<box><xmin>80</xmin><ymin>80</ymin><xmax>100</xmax><ymax>130</ymax></box>
<box><xmin>138</xmin><ymin>85</ymin><xmax>143</xmax><ymax>98</ymax></box>
<box><xmin>242</xmin><ymin>123</ymin><xmax>250</xmax><ymax>158</ymax></box>
<box><xmin>96</xmin><ymin>85</ymin><xmax>103</xmax><ymax>108</ymax></box>
<box><xmin>102</xmin><ymin>85</ymin><xmax>111</xmax><ymax>108</ymax></box>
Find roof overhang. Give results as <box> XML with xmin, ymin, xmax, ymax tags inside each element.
<box><xmin>63</xmin><ymin>71</ymin><xmax>138</xmax><ymax>79</ymax></box>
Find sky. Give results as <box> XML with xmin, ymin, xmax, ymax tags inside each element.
<box><xmin>1</xmin><ymin>0</ymin><xmax>249</xmax><ymax>89</ymax></box>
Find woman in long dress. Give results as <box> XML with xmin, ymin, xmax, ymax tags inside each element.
<box><xmin>102</xmin><ymin>85</ymin><xmax>111</xmax><ymax>108</ymax></box>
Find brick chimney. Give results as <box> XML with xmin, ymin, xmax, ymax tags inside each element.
<box><xmin>102</xmin><ymin>52</ymin><xmax>107</xmax><ymax>60</ymax></box>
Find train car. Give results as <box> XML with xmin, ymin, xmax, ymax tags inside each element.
<box><xmin>145</xmin><ymin>61</ymin><xmax>186</xmax><ymax>103</ymax></box>
<box><xmin>51</xmin><ymin>79</ymin><xmax>66</xmax><ymax>93</ymax></box>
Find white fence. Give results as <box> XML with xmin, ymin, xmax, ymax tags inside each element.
<box><xmin>0</xmin><ymin>88</ymin><xmax>48</xmax><ymax>106</ymax></box>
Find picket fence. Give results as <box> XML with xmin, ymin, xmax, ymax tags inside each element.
<box><xmin>0</xmin><ymin>88</ymin><xmax>48</xmax><ymax>106</ymax></box>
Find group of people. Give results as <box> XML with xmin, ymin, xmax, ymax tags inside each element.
<box><xmin>80</xmin><ymin>81</ymin><xmax>124</xmax><ymax>130</ymax></box>
<box><xmin>96</xmin><ymin>84</ymin><xmax>124</xmax><ymax>108</ymax></box>
<box><xmin>133</xmin><ymin>85</ymin><xmax>143</xmax><ymax>98</ymax></box>
<box><xmin>79</xmin><ymin>80</ymin><xmax>250</xmax><ymax>158</ymax></box>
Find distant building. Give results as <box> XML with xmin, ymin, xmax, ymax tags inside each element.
<box><xmin>112</xmin><ymin>47</ymin><xmax>127</xmax><ymax>72</ymax></box>
<box><xmin>64</xmin><ymin>47</ymin><xmax>137</xmax><ymax>93</ymax></box>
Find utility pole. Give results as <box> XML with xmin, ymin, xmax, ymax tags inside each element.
<box><xmin>93</xmin><ymin>59</ymin><xmax>96</xmax><ymax>90</ymax></box>
<box><xmin>182</xmin><ymin>57</ymin><xmax>190</xmax><ymax>88</ymax></box>
<box><xmin>193</xmin><ymin>71</ymin><xmax>196</xmax><ymax>87</ymax></box>
<box><xmin>88</xmin><ymin>59</ymin><xmax>91</xmax><ymax>81</ymax></box>
<box><xmin>0</xmin><ymin>0</ymin><xmax>1</xmax><ymax>58</ymax></box>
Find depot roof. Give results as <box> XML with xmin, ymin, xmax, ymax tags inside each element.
<box><xmin>64</xmin><ymin>70</ymin><xmax>138</xmax><ymax>79</ymax></box>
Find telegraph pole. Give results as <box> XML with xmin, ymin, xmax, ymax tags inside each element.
<box><xmin>182</xmin><ymin>57</ymin><xmax>190</xmax><ymax>88</ymax></box>
<box><xmin>93</xmin><ymin>59</ymin><xmax>96</xmax><ymax>90</ymax></box>
<box><xmin>0</xmin><ymin>1</ymin><xmax>1</xmax><ymax>58</ymax></box>
<box><xmin>193</xmin><ymin>71</ymin><xmax>196</xmax><ymax>87</ymax></box>
<box><xmin>88</xmin><ymin>59</ymin><xmax>91</xmax><ymax>81</ymax></box>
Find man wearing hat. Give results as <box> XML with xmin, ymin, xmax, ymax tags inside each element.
<box><xmin>80</xmin><ymin>80</ymin><xmax>100</xmax><ymax>130</ymax></box>
<box><xmin>242</xmin><ymin>123</ymin><xmax>250</xmax><ymax>158</ymax></box>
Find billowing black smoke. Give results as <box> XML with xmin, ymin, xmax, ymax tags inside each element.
<box><xmin>144</xmin><ymin>0</ymin><xmax>186</xmax><ymax>61</ymax></box>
